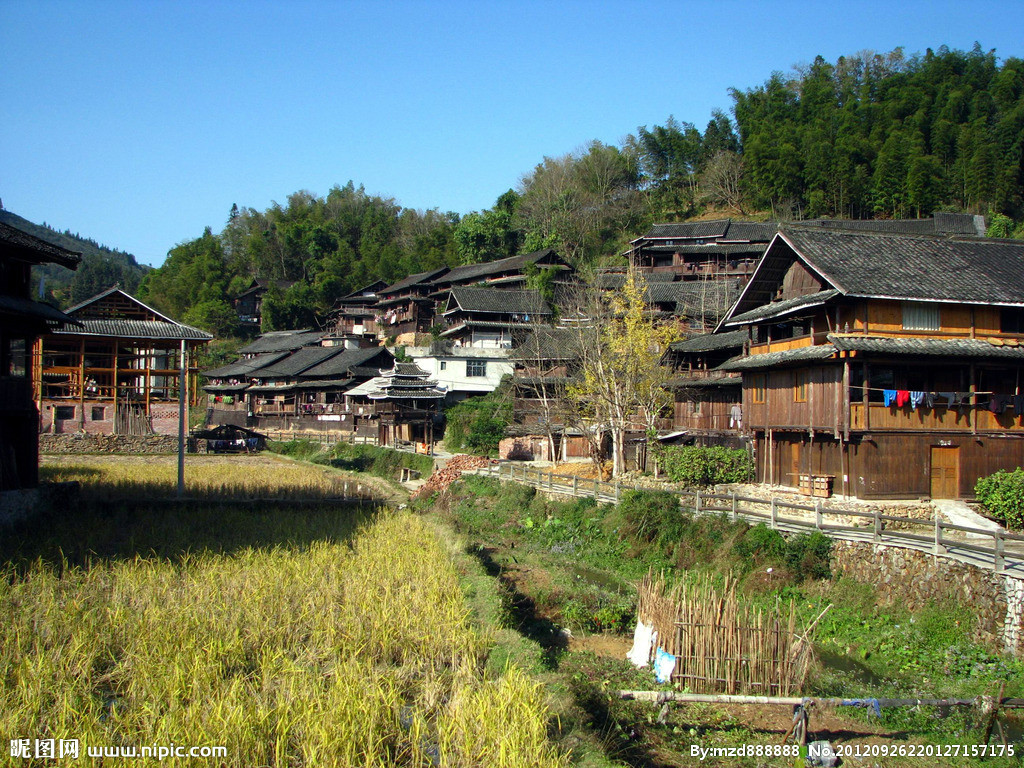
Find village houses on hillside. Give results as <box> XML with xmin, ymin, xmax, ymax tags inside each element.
<box><xmin>200</xmin><ymin>213</ymin><xmax>1024</xmax><ymax>500</ymax></box>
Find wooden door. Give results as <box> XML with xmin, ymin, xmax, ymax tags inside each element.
<box><xmin>930</xmin><ymin>447</ymin><xmax>960</xmax><ymax>499</ymax></box>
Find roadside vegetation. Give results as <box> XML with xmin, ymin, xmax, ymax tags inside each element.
<box><xmin>976</xmin><ymin>467</ymin><xmax>1024</xmax><ymax>530</ymax></box>
<box><xmin>420</xmin><ymin>475</ymin><xmax>1024</xmax><ymax>766</ymax></box>
<box><xmin>269</xmin><ymin>439</ymin><xmax>436</xmax><ymax>482</ymax></box>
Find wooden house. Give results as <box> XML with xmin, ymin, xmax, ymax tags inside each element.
<box><xmin>348</xmin><ymin>362</ymin><xmax>446</xmax><ymax>446</ymax></box>
<box><xmin>438</xmin><ymin>288</ymin><xmax>551</xmax><ymax>349</ymax></box>
<box><xmin>374</xmin><ymin>267</ymin><xmax>449</xmax><ymax>344</ymax></box>
<box><xmin>329</xmin><ymin>280</ymin><xmax>386</xmax><ymax>339</ymax></box>
<box><xmin>627</xmin><ymin>220</ymin><xmax>777</xmax><ymax>280</ymax></box>
<box><xmin>661</xmin><ymin>329</ymin><xmax>747</xmax><ymax>446</ymax></box>
<box><xmin>36</xmin><ymin>287</ymin><xmax>211</xmax><ymax>436</ymax></box>
<box><xmin>716</xmin><ymin>227</ymin><xmax>1024</xmax><ymax>500</ymax></box>
<box><xmin>233</xmin><ymin>278</ymin><xmax>295</xmax><ymax>330</ymax></box>
<box><xmin>426</xmin><ymin>248</ymin><xmax>569</xmax><ymax>296</ymax></box>
<box><xmin>0</xmin><ymin>222</ymin><xmax>80</xmax><ymax>491</ymax></box>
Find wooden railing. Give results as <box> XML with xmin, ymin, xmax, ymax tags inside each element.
<box><xmin>469</xmin><ymin>462</ymin><xmax>1024</xmax><ymax>579</ymax></box>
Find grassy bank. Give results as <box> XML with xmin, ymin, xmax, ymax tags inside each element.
<box><xmin>270</xmin><ymin>439</ymin><xmax>435</xmax><ymax>482</ymax></box>
<box><xmin>420</xmin><ymin>475</ymin><xmax>1024</xmax><ymax>767</ymax></box>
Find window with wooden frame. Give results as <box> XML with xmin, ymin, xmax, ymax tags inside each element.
<box><xmin>751</xmin><ymin>374</ymin><xmax>767</xmax><ymax>404</ymax></box>
<box><xmin>793</xmin><ymin>370</ymin><xmax>809</xmax><ymax>402</ymax></box>
<box><xmin>902</xmin><ymin>302</ymin><xmax>940</xmax><ymax>331</ymax></box>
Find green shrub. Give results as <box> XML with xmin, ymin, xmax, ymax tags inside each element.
<box><xmin>660</xmin><ymin>445</ymin><xmax>753</xmax><ymax>487</ymax></box>
<box><xmin>733</xmin><ymin>523</ymin><xmax>786</xmax><ymax>565</ymax></box>
<box><xmin>329</xmin><ymin>443</ymin><xmax>435</xmax><ymax>480</ymax></box>
<box><xmin>784</xmin><ymin>531</ymin><xmax>832</xmax><ymax>581</ymax></box>
<box><xmin>975</xmin><ymin>468</ymin><xmax>1024</xmax><ymax>529</ymax></box>
<box><xmin>733</xmin><ymin>525</ymin><xmax>831</xmax><ymax>581</ymax></box>
<box><xmin>443</xmin><ymin>383</ymin><xmax>512</xmax><ymax>455</ymax></box>
<box><xmin>618</xmin><ymin>490</ymin><xmax>681</xmax><ymax>543</ymax></box>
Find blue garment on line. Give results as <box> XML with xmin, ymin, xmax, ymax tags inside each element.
<box><xmin>883</xmin><ymin>389</ymin><xmax>897</xmax><ymax>407</ymax></box>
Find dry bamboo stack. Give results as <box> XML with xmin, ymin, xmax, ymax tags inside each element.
<box><xmin>637</xmin><ymin>571</ymin><xmax>814</xmax><ymax>695</ymax></box>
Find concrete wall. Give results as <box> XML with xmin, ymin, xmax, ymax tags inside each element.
<box><xmin>831</xmin><ymin>540</ymin><xmax>1024</xmax><ymax>656</ymax></box>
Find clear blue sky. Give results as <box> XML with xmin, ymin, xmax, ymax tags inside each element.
<box><xmin>2</xmin><ymin>0</ymin><xmax>1023</xmax><ymax>267</ymax></box>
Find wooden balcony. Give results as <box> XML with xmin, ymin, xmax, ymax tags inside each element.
<box><xmin>849</xmin><ymin>402</ymin><xmax>1024</xmax><ymax>433</ymax></box>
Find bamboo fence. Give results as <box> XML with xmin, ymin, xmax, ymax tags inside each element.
<box><xmin>638</xmin><ymin>572</ymin><xmax>814</xmax><ymax>695</ymax></box>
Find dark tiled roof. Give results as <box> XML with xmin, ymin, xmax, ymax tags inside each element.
<box><xmin>799</xmin><ymin>212</ymin><xmax>984</xmax><ymax>237</ymax></box>
<box><xmin>645</xmin><ymin>220</ymin><xmax>731</xmax><ymax>240</ymax></box>
<box><xmin>0</xmin><ymin>294</ymin><xmax>79</xmax><ymax>326</ymax></box>
<box><xmin>447</xmin><ymin>288</ymin><xmax>551</xmax><ymax>315</ymax></box>
<box><xmin>238</xmin><ymin>330</ymin><xmax>324</xmax><ymax>354</ymax></box>
<box><xmin>717</xmin><ymin>344</ymin><xmax>837</xmax><ymax>371</ymax></box>
<box><xmin>292</xmin><ymin>378</ymin><xmax>354</xmax><ymax>389</ymax></box>
<box><xmin>828</xmin><ymin>335</ymin><xmax>1024</xmax><ymax>360</ymax></box>
<box><xmin>0</xmin><ymin>221</ymin><xmax>82</xmax><ymax>268</ymax></box>
<box><xmin>668</xmin><ymin>329</ymin><xmax>748</xmax><ymax>353</ymax></box>
<box><xmin>430</xmin><ymin>249</ymin><xmax>560</xmax><ymax>286</ymax></box>
<box><xmin>255</xmin><ymin>346</ymin><xmax>344</xmax><ymax>378</ymax></box>
<box><xmin>725</xmin><ymin>289</ymin><xmax>841</xmax><ymax>325</ymax></box>
<box><xmin>386</xmin><ymin>362</ymin><xmax>430</xmax><ymax>377</ymax></box>
<box><xmin>368</xmin><ymin>387</ymin><xmax>446</xmax><ymax>400</ymax></box>
<box><xmin>652</xmin><ymin>281</ymin><xmax>742</xmax><ymax>318</ymax></box>
<box><xmin>378</xmin><ymin>267</ymin><xmax>449</xmax><ymax>296</ymax></box>
<box><xmin>512</xmin><ymin>327</ymin><xmax>584</xmax><ymax>359</ymax></box>
<box><xmin>298</xmin><ymin>346</ymin><xmax>392</xmax><ymax>378</ymax></box>
<box><xmin>721</xmin><ymin>221</ymin><xmax>778</xmax><ymax>241</ymax></box>
<box><xmin>53</xmin><ymin>318</ymin><xmax>212</xmax><ymax>340</ymax></box>
<box><xmin>779</xmin><ymin>228</ymin><xmax>1024</xmax><ymax>305</ymax></box>
<box><xmin>203</xmin><ymin>351</ymin><xmax>289</xmax><ymax>378</ymax></box>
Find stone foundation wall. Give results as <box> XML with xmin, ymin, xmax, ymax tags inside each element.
<box><xmin>0</xmin><ymin>482</ymin><xmax>80</xmax><ymax>526</ymax></box>
<box><xmin>39</xmin><ymin>434</ymin><xmax>181</xmax><ymax>454</ymax></box>
<box><xmin>831</xmin><ymin>540</ymin><xmax>1024</xmax><ymax>656</ymax></box>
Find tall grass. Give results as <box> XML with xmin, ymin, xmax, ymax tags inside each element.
<box><xmin>3</xmin><ymin>458</ymin><xmax>568</xmax><ymax>767</ymax></box>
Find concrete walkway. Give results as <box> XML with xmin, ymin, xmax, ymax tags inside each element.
<box><xmin>934</xmin><ymin>499</ymin><xmax>1002</xmax><ymax>538</ymax></box>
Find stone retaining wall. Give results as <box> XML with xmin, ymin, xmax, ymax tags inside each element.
<box><xmin>831</xmin><ymin>540</ymin><xmax>1024</xmax><ymax>656</ymax></box>
<box><xmin>39</xmin><ymin>434</ymin><xmax>181</xmax><ymax>454</ymax></box>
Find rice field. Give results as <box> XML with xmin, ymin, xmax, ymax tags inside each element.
<box><xmin>2</xmin><ymin>457</ymin><xmax>568</xmax><ymax>766</ymax></box>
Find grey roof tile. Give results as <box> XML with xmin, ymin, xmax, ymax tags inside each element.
<box><xmin>238</xmin><ymin>330</ymin><xmax>324</xmax><ymax>354</ymax></box>
<box><xmin>54</xmin><ymin>318</ymin><xmax>212</xmax><ymax>340</ymax></box>
<box><xmin>668</xmin><ymin>329</ymin><xmax>748</xmax><ymax>353</ymax></box>
<box><xmin>203</xmin><ymin>351</ymin><xmax>289</xmax><ymax>378</ymax></box>
<box><xmin>255</xmin><ymin>346</ymin><xmax>344</xmax><ymax>378</ymax></box>
<box><xmin>298</xmin><ymin>346</ymin><xmax>393</xmax><ymax>378</ymax></box>
<box><xmin>717</xmin><ymin>344</ymin><xmax>837</xmax><ymax>371</ymax></box>
<box><xmin>725</xmin><ymin>289</ymin><xmax>841</xmax><ymax>325</ymax></box>
<box><xmin>430</xmin><ymin>249</ymin><xmax>560</xmax><ymax>287</ymax></box>
<box><xmin>447</xmin><ymin>288</ymin><xmax>551</xmax><ymax>315</ymax></box>
<box><xmin>778</xmin><ymin>228</ymin><xmax>1024</xmax><ymax>305</ymax></box>
<box><xmin>828</xmin><ymin>335</ymin><xmax>1024</xmax><ymax>360</ymax></box>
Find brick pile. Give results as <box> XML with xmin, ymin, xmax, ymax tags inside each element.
<box><xmin>413</xmin><ymin>454</ymin><xmax>493</xmax><ymax>498</ymax></box>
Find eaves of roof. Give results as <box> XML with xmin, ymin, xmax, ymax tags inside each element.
<box><xmin>828</xmin><ymin>334</ymin><xmax>1024</xmax><ymax>360</ymax></box>
<box><xmin>668</xmin><ymin>329</ymin><xmax>748</xmax><ymax>353</ymax></box>
<box><xmin>52</xmin><ymin>318</ymin><xmax>212</xmax><ymax>341</ymax></box>
<box><xmin>202</xmin><ymin>351</ymin><xmax>290</xmax><ymax>378</ymax></box>
<box><xmin>717</xmin><ymin>344</ymin><xmax>837</xmax><ymax>371</ymax></box>
<box><xmin>723</xmin><ymin>289</ymin><xmax>841</xmax><ymax>326</ymax></box>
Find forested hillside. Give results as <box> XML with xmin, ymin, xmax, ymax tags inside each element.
<box><xmin>126</xmin><ymin>45</ymin><xmax>1024</xmax><ymax>337</ymax></box>
<box><xmin>0</xmin><ymin>210</ymin><xmax>148</xmax><ymax>307</ymax></box>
